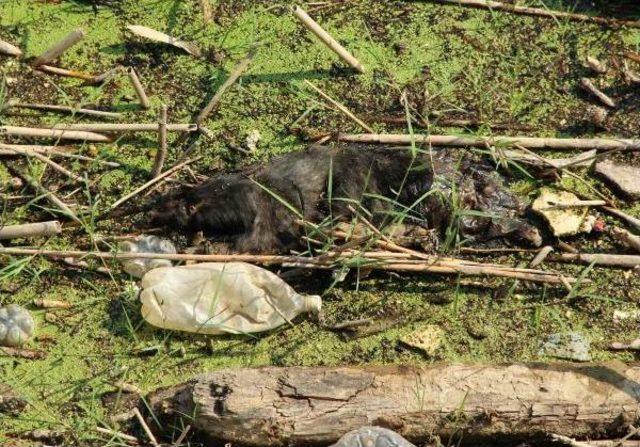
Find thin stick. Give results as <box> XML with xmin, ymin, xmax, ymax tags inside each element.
<box><xmin>432</xmin><ymin>0</ymin><xmax>640</xmax><ymax>28</ymax></box>
<box><xmin>0</xmin><ymin>221</ymin><xmax>62</xmax><ymax>240</ymax></box>
<box><xmin>110</xmin><ymin>157</ymin><xmax>200</xmax><ymax>210</ymax></box>
<box><xmin>0</xmin><ymin>246</ymin><xmax>580</xmax><ymax>285</ymax></box>
<box><xmin>173</xmin><ymin>425</ymin><xmax>191</xmax><ymax>446</ymax></box>
<box><xmin>6</xmin><ymin>102</ymin><xmax>122</xmax><ymax>119</ymax></box>
<box><xmin>199</xmin><ymin>0</ymin><xmax>213</xmax><ymax>24</ymax></box>
<box><xmin>549</xmin><ymin>252</ymin><xmax>640</xmax><ymax>268</ymax></box>
<box><xmin>196</xmin><ymin>49</ymin><xmax>255</xmax><ymax>124</ymax></box>
<box><xmin>601</xmin><ymin>207</ymin><xmax>640</xmax><ymax>233</ymax></box>
<box><xmin>14</xmin><ymin>168</ymin><xmax>81</xmax><ymax>223</ymax></box>
<box><xmin>337</xmin><ymin>133</ymin><xmax>640</xmax><ymax>151</ymax></box>
<box><xmin>610</xmin><ymin>227</ymin><xmax>640</xmax><ymax>253</ymax></box>
<box><xmin>0</xmin><ymin>39</ymin><xmax>22</xmax><ymax>57</ymax></box>
<box><xmin>292</xmin><ymin>6</ymin><xmax>364</xmax><ymax>73</ymax></box>
<box><xmin>127</xmin><ymin>68</ymin><xmax>151</xmax><ymax>109</ymax></box>
<box><xmin>32</xmin><ymin>28</ymin><xmax>85</xmax><ymax>66</ymax></box>
<box><xmin>35</xmin><ymin>65</ymin><xmax>97</xmax><ymax>82</ymax></box>
<box><xmin>133</xmin><ymin>408</ymin><xmax>160</xmax><ymax>447</ymax></box>
<box><xmin>0</xmin><ymin>144</ymin><xmax>119</xmax><ymax>167</ymax></box>
<box><xmin>95</xmin><ymin>426</ymin><xmax>139</xmax><ymax>443</ymax></box>
<box><xmin>580</xmin><ymin>78</ymin><xmax>616</xmax><ymax>108</ymax></box>
<box><xmin>9</xmin><ymin>146</ymin><xmax>83</xmax><ymax>182</ymax></box>
<box><xmin>373</xmin><ymin>115</ymin><xmax>535</xmax><ymax>132</ymax></box>
<box><xmin>1</xmin><ymin>126</ymin><xmax>110</xmax><ymax>142</ymax></box>
<box><xmin>304</xmin><ymin>80</ymin><xmax>373</xmax><ymax>132</ymax></box>
<box><xmin>151</xmin><ymin>105</ymin><xmax>168</xmax><ymax>178</ymax></box>
<box><xmin>49</xmin><ymin>123</ymin><xmax>196</xmax><ymax>132</ymax></box>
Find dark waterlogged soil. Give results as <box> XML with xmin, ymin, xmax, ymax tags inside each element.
<box><xmin>1</xmin><ymin>0</ymin><xmax>640</xmax><ymax>445</ymax></box>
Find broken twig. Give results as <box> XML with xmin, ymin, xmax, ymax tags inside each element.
<box><xmin>196</xmin><ymin>49</ymin><xmax>255</xmax><ymax>124</ymax></box>
<box><xmin>48</xmin><ymin>123</ymin><xmax>196</xmax><ymax>132</ymax></box>
<box><xmin>199</xmin><ymin>0</ymin><xmax>213</xmax><ymax>24</ymax></box>
<box><xmin>549</xmin><ymin>252</ymin><xmax>640</xmax><ymax>268</ymax></box>
<box><xmin>127</xmin><ymin>68</ymin><xmax>151</xmax><ymax>109</ymax></box>
<box><xmin>150</xmin><ymin>105</ymin><xmax>168</xmax><ymax>178</ymax></box>
<box><xmin>32</xmin><ymin>28</ymin><xmax>85</xmax><ymax>66</ymax></box>
<box><xmin>35</xmin><ymin>65</ymin><xmax>97</xmax><ymax>82</ymax></box>
<box><xmin>133</xmin><ymin>407</ymin><xmax>160</xmax><ymax>447</ymax></box>
<box><xmin>110</xmin><ymin>157</ymin><xmax>200</xmax><ymax>210</ymax></box>
<box><xmin>580</xmin><ymin>78</ymin><xmax>616</xmax><ymax>108</ymax></box>
<box><xmin>127</xmin><ymin>25</ymin><xmax>201</xmax><ymax>57</ymax></box>
<box><xmin>293</xmin><ymin>6</ymin><xmax>364</xmax><ymax>73</ymax></box>
<box><xmin>303</xmin><ymin>80</ymin><xmax>373</xmax><ymax>132</ymax></box>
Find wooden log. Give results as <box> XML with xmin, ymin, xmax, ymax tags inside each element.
<box><xmin>337</xmin><ymin>133</ymin><xmax>640</xmax><ymax>151</ymax></box>
<box><xmin>292</xmin><ymin>6</ymin><xmax>364</xmax><ymax>73</ymax></box>
<box><xmin>147</xmin><ymin>363</ymin><xmax>640</xmax><ymax>446</ymax></box>
<box><xmin>32</xmin><ymin>29</ymin><xmax>86</xmax><ymax>66</ymax></box>
<box><xmin>0</xmin><ymin>221</ymin><xmax>62</xmax><ymax>240</ymax></box>
<box><xmin>0</xmin><ymin>126</ymin><xmax>110</xmax><ymax>142</ymax></box>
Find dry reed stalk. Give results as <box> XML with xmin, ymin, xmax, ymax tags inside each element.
<box><xmin>538</xmin><ymin>200</ymin><xmax>607</xmax><ymax>210</ymax></box>
<box><xmin>110</xmin><ymin>157</ymin><xmax>200</xmax><ymax>210</ymax></box>
<box><xmin>32</xmin><ymin>28</ymin><xmax>85</xmax><ymax>66</ymax></box>
<box><xmin>611</xmin><ymin>227</ymin><xmax>640</xmax><ymax>253</ymax></box>
<box><xmin>304</xmin><ymin>80</ymin><xmax>373</xmax><ymax>132</ymax></box>
<box><xmin>0</xmin><ymin>221</ymin><xmax>62</xmax><ymax>240</ymax></box>
<box><xmin>0</xmin><ymin>39</ymin><xmax>22</xmax><ymax>57</ymax></box>
<box><xmin>133</xmin><ymin>408</ymin><xmax>160</xmax><ymax>447</ymax></box>
<box><xmin>36</xmin><ymin>65</ymin><xmax>96</xmax><ymax>81</ymax></box>
<box><xmin>127</xmin><ymin>68</ymin><xmax>151</xmax><ymax>109</ymax></box>
<box><xmin>0</xmin><ymin>125</ymin><xmax>110</xmax><ymax>142</ymax></box>
<box><xmin>337</xmin><ymin>133</ymin><xmax>640</xmax><ymax>151</ymax></box>
<box><xmin>0</xmin><ymin>246</ymin><xmax>578</xmax><ymax>285</ymax></box>
<box><xmin>292</xmin><ymin>6</ymin><xmax>364</xmax><ymax>73</ymax></box>
<box><xmin>49</xmin><ymin>123</ymin><xmax>196</xmax><ymax>132</ymax></box>
<box><xmin>6</xmin><ymin>102</ymin><xmax>122</xmax><ymax>119</ymax></box>
<box><xmin>549</xmin><ymin>252</ymin><xmax>640</xmax><ymax>268</ymax></box>
<box><xmin>150</xmin><ymin>104</ymin><xmax>168</xmax><ymax>178</ymax></box>
<box><xmin>95</xmin><ymin>426</ymin><xmax>139</xmax><ymax>443</ymax></box>
<box><xmin>12</xmin><ymin>169</ymin><xmax>81</xmax><ymax>223</ymax></box>
<box><xmin>601</xmin><ymin>207</ymin><xmax>640</xmax><ymax>233</ymax></box>
<box><xmin>433</xmin><ymin>0</ymin><xmax>640</xmax><ymax>27</ymax></box>
<box><xmin>580</xmin><ymin>78</ymin><xmax>616</xmax><ymax>108</ymax></box>
<box><xmin>586</xmin><ymin>56</ymin><xmax>607</xmax><ymax>74</ymax></box>
<box><xmin>0</xmin><ymin>143</ymin><xmax>72</xmax><ymax>155</ymax></box>
<box><xmin>10</xmin><ymin>146</ymin><xmax>83</xmax><ymax>182</ymax></box>
<box><xmin>196</xmin><ymin>49</ymin><xmax>255</xmax><ymax>124</ymax></box>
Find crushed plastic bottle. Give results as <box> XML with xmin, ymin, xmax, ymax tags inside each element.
<box><xmin>139</xmin><ymin>262</ymin><xmax>321</xmax><ymax>335</ymax></box>
<box><xmin>118</xmin><ymin>235</ymin><xmax>176</xmax><ymax>278</ymax></box>
<box><xmin>0</xmin><ymin>304</ymin><xmax>35</xmax><ymax>347</ymax></box>
<box><xmin>331</xmin><ymin>427</ymin><xmax>415</xmax><ymax>447</ymax></box>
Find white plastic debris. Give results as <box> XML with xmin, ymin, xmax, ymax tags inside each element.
<box><xmin>245</xmin><ymin>129</ymin><xmax>261</xmax><ymax>152</ymax></box>
<box><xmin>118</xmin><ymin>235</ymin><xmax>176</xmax><ymax>278</ymax></box>
<box><xmin>331</xmin><ymin>427</ymin><xmax>415</xmax><ymax>447</ymax></box>
<box><xmin>0</xmin><ymin>304</ymin><xmax>35</xmax><ymax>347</ymax></box>
<box><xmin>140</xmin><ymin>262</ymin><xmax>321</xmax><ymax>335</ymax></box>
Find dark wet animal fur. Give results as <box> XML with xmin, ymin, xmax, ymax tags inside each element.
<box><xmin>148</xmin><ymin>145</ymin><xmax>541</xmax><ymax>253</ymax></box>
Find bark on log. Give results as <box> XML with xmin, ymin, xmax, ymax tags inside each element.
<box><xmin>147</xmin><ymin>363</ymin><xmax>640</xmax><ymax>446</ymax></box>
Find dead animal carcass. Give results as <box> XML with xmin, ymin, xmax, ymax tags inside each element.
<box><xmin>148</xmin><ymin>145</ymin><xmax>542</xmax><ymax>253</ymax></box>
